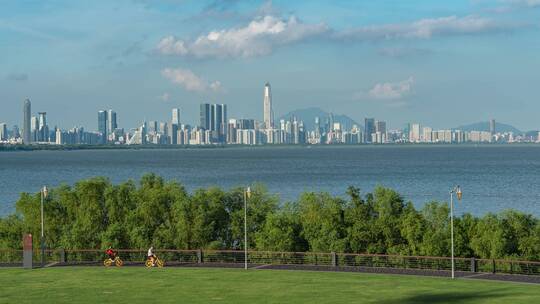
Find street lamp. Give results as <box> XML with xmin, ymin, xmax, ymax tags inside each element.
<box><xmin>449</xmin><ymin>185</ymin><xmax>462</xmax><ymax>279</ymax></box>
<box><xmin>244</xmin><ymin>186</ymin><xmax>251</xmax><ymax>270</ymax></box>
<box><xmin>41</xmin><ymin>186</ymin><xmax>48</xmax><ymax>268</ymax></box>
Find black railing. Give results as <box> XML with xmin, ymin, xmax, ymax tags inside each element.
<box><xmin>1</xmin><ymin>248</ymin><xmax>539</xmax><ymax>276</ymax></box>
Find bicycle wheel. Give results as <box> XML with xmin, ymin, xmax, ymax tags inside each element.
<box><xmin>104</xmin><ymin>259</ymin><xmax>113</xmax><ymax>267</ymax></box>
<box><xmin>115</xmin><ymin>257</ymin><xmax>124</xmax><ymax>267</ymax></box>
<box><xmin>145</xmin><ymin>260</ymin><xmax>153</xmax><ymax>268</ymax></box>
<box><xmin>157</xmin><ymin>259</ymin><xmax>164</xmax><ymax>268</ymax></box>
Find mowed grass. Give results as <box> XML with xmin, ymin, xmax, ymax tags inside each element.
<box><xmin>0</xmin><ymin>267</ymin><xmax>539</xmax><ymax>304</ymax></box>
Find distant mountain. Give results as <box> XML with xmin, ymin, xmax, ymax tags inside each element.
<box><xmin>454</xmin><ymin>121</ymin><xmax>522</xmax><ymax>134</ymax></box>
<box><xmin>277</xmin><ymin>107</ymin><xmax>362</xmax><ymax>131</ymax></box>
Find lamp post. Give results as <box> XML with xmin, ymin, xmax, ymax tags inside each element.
<box><xmin>244</xmin><ymin>186</ymin><xmax>251</xmax><ymax>270</ymax></box>
<box><xmin>449</xmin><ymin>185</ymin><xmax>462</xmax><ymax>279</ymax></box>
<box><xmin>40</xmin><ymin>186</ymin><xmax>48</xmax><ymax>268</ymax></box>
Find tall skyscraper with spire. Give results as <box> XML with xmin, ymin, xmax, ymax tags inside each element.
<box><xmin>23</xmin><ymin>99</ymin><xmax>32</xmax><ymax>144</ymax></box>
<box><xmin>263</xmin><ymin>82</ymin><xmax>273</xmax><ymax>129</ymax></box>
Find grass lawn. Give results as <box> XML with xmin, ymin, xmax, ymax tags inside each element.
<box><xmin>0</xmin><ymin>267</ymin><xmax>539</xmax><ymax>304</ymax></box>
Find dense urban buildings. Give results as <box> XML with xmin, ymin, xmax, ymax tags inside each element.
<box><xmin>1</xmin><ymin>83</ymin><xmax>539</xmax><ymax>146</ymax></box>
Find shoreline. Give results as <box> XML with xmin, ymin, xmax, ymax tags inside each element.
<box><xmin>2</xmin><ymin>142</ymin><xmax>540</xmax><ymax>152</ymax></box>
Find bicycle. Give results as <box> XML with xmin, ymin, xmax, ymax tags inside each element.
<box><xmin>104</xmin><ymin>256</ymin><xmax>124</xmax><ymax>267</ymax></box>
<box><xmin>145</xmin><ymin>256</ymin><xmax>165</xmax><ymax>268</ymax></box>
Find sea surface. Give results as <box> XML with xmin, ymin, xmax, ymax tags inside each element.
<box><xmin>0</xmin><ymin>145</ymin><xmax>539</xmax><ymax>216</ymax></box>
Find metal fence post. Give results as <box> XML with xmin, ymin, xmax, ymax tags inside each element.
<box><xmin>492</xmin><ymin>259</ymin><xmax>496</xmax><ymax>274</ymax></box>
<box><xmin>197</xmin><ymin>249</ymin><xmax>203</xmax><ymax>264</ymax></box>
<box><xmin>332</xmin><ymin>252</ymin><xmax>337</xmax><ymax>267</ymax></box>
<box><xmin>470</xmin><ymin>257</ymin><xmax>476</xmax><ymax>273</ymax></box>
<box><xmin>59</xmin><ymin>248</ymin><xmax>66</xmax><ymax>263</ymax></box>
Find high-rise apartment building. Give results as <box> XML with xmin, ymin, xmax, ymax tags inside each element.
<box><xmin>98</xmin><ymin>110</ymin><xmax>107</xmax><ymax>143</ymax></box>
<box><xmin>23</xmin><ymin>99</ymin><xmax>32</xmax><ymax>144</ymax></box>
<box><xmin>263</xmin><ymin>82</ymin><xmax>273</xmax><ymax>129</ymax></box>
<box><xmin>422</xmin><ymin>127</ymin><xmax>433</xmax><ymax>143</ymax></box>
<box><xmin>364</xmin><ymin>118</ymin><xmax>375</xmax><ymax>143</ymax></box>
<box><xmin>410</xmin><ymin>123</ymin><xmax>421</xmax><ymax>142</ymax></box>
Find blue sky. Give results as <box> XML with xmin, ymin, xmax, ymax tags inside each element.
<box><xmin>1</xmin><ymin>0</ymin><xmax>540</xmax><ymax>131</ymax></box>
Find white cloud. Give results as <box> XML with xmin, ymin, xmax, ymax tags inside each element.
<box><xmin>369</xmin><ymin>77</ymin><xmax>414</xmax><ymax>100</ymax></box>
<box><xmin>157</xmin><ymin>14</ymin><xmax>516</xmax><ymax>59</ymax></box>
<box><xmin>338</xmin><ymin>15</ymin><xmax>505</xmax><ymax>40</ymax></box>
<box><xmin>161</xmin><ymin>68</ymin><xmax>222</xmax><ymax>92</ymax></box>
<box><xmin>157</xmin><ymin>15</ymin><xmax>329</xmax><ymax>58</ymax></box>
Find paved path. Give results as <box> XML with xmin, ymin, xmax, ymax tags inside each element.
<box><xmin>181</xmin><ymin>263</ymin><xmax>540</xmax><ymax>284</ymax></box>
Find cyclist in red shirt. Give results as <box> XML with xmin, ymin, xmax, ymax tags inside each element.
<box><xmin>105</xmin><ymin>247</ymin><xmax>117</xmax><ymax>260</ymax></box>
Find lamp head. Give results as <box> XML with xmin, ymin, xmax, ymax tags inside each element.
<box><xmin>246</xmin><ymin>187</ymin><xmax>251</xmax><ymax>199</ymax></box>
<box><xmin>42</xmin><ymin>186</ymin><xmax>48</xmax><ymax>198</ymax></box>
<box><xmin>456</xmin><ymin>186</ymin><xmax>462</xmax><ymax>201</ymax></box>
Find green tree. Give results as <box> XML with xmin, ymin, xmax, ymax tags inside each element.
<box><xmin>420</xmin><ymin>202</ymin><xmax>450</xmax><ymax>257</ymax></box>
<box><xmin>255</xmin><ymin>203</ymin><xmax>306</xmax><ymax>252</ymax></box>
<box><xmin>298</xmin><ymin>192</ymin><xmax>347</xmax><ymax>252</ymax></box>
<box><xmin>229</xmin><ymin>185</ymin><xmax>278</xmax><ymax>250</ymax></box>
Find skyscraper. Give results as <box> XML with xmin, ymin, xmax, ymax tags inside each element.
<box><xmin>200</xmin><ymin>103</ymin><xmax>211</xmax><ymax>130</ymax></box>
<box><xmin>171</xmin><ymin>108</ymin><xmax>180</xmax><ymax>145</ymax></box>
<box><xmin>98</xmin><ymin>110</ymin><xmax>107</xmax><ymax>143</ymax></box>
<box><xmin>172</xmin><ymin>108</ymin><xmax>180</xmax><ymax>125</ymax></box>
<box><xmin>212</xmin><ymin>104</ymin><xmax>227</xmax><ymax>142</ymax></box>
<box><xmin>38</xmin><ymin>112</ymin><xmax>48</xmax><ymax>142</ymax></box>
<box><xmin>364</xmin><ymin>118</ymin><xmax>375</xmax><ymax>143</ymax></box>
<box><xmin>489</xmin><ymin>119</ymin><xmax>496</xmax><ymax>135</ymax></box>
<box><xmin>375</xmin><ymin>120</ymin><xmax>386</xmax><ymax>134</ymax></box>
<box><xmin>23</xmin><ymin>99</ymin><xmax>31</xmax><ymax>144</ymax></box>
<box><xmin>0</xmin><ymin>123</ymin><xmax>7</xmax><ymax>141</ymax></box>
<box><xmin>31</xmin><ymin>116</ymin><xmax>39</xmax><ymax>141</ymax></box>
<box><xmin>107</xmin><ymin>110</ymin><xmax>117</xmax><ymax>134</ymax></box>
<box><xmin>200</xmin><ymin>103</ymin><xmax>227</xmax><ymax>142</ymax></box>
<box><xmin>263</xmin><ymin>82</ymin><xmax>273</xmax><ymax>129</ymax></box>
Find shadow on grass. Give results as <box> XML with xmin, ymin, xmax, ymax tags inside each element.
<box><xmin>380</xmin><ymin>288</ymin><xmax>511</xmax><ymax>304</ymax></box>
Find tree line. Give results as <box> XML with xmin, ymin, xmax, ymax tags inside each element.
<box><xmin>0</xmin><ymin>174</ymin><xmax>539</xmax><ymax>260</ymax></box>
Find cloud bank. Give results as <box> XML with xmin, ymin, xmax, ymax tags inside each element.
<box><xmin>161</xmin><ymin>68</ymin><xmax>222</xmax><ymax>92</ymax></box>
<box><xmin>337</xmin><ymin>15</ymin><xmax>505</xmax><ymax>41</ymax></box>
<box><xmin>157</xmin><ymin>14</ymin><xmax>513</xmax><ymax>59</ymax></box>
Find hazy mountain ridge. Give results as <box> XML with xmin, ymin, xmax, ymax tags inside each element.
<box><xmin>454</xmin><ymin>121</ymin><xmax>522</xmax><ymax>134</ymax></box>
<box><xmin>277</xmin><ymin>107</ymin><xmax>362</xmax><ymax>131</ymax></box>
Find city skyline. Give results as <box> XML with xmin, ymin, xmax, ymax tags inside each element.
<box><xmin>3</xmin><ymin>81</ymin><xmax>535</xmax><ymax>140</ymax></box>
<box><xmin>2</xmin><ymin>82</ymin><xmax>537</xmax><ymax>146</ymax></box>
<box><xmin>1</xmin><ymin>1</ymin><xmax>540</xmax><ymax>130</ymax></box>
